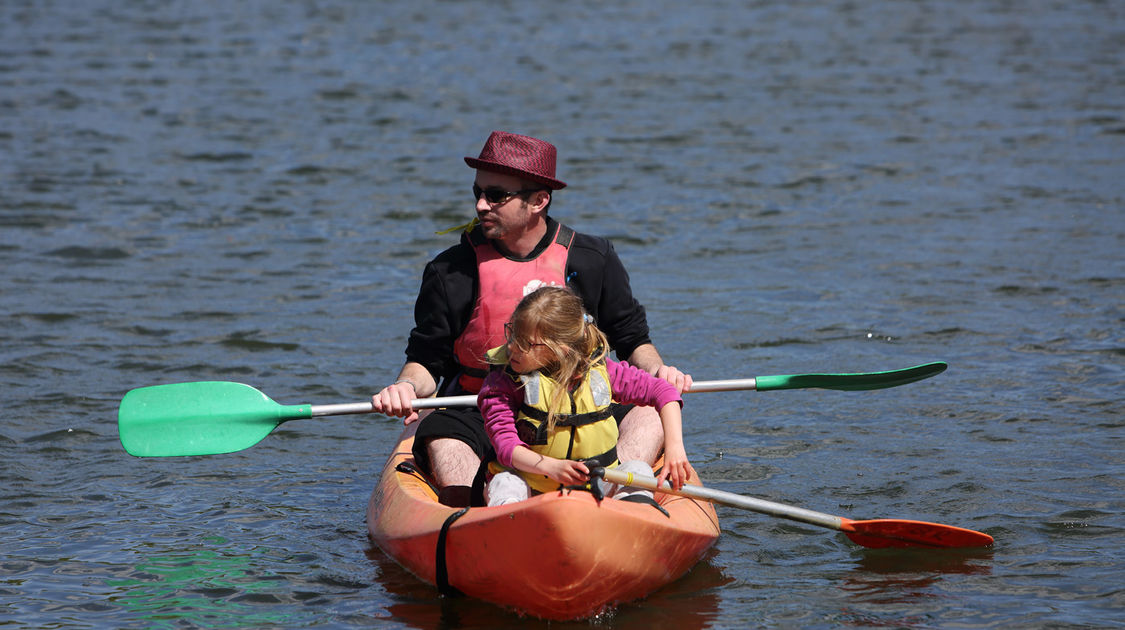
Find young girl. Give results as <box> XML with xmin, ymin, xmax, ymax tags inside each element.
<box><xmin>477</xmin><ymin>285</ymin><xmax>695</xmax><ymax>506</ymax></box>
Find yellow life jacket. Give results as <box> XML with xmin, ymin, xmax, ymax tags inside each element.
<box><xmin>486</xmin><ymin>348</ymin><xmax>619</xmax><ymax>494</ymax></box>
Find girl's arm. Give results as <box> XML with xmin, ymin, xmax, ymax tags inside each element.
<box><xmin>478</xmin><ymin>371</ymin><xmax>525</xmax><ymax>467</ymax></box>
<box><xmin>653</xmin><ymin>401</ymin><xmax>695</xmax><ymax>491</ymax></box>
<box><xmin>509</xmin><ymin>445</ymin><xmax>590</xmax><ymax>486</ymax></box>
<box><xmin>605</xmin><ymin>358</ymin><xmax>682</xmax><ymax>410</ymax></box>
<box><xmin>607</xmin><ymin>359</ymin><xmax>695</xmax><ymax>490</ymax></box>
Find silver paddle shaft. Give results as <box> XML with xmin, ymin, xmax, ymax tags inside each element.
<box><xmin>599</xmin><ymin>467</ymin><xmax>844</xmax><ymax>531</ymax></box>
<box><xmin>308</xmin><ymin>379</ymin><xmax>755</xmax><ymax>417</ymax></box>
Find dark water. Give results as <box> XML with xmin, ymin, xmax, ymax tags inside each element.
<box><xmin>2</xmin><ymin>0</ymin><xmax>1122</xmax><ymax>627</ymax></box>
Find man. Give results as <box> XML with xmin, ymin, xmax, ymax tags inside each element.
<box><xmin>372</xmin><ymin>130</ymin><xmax>691</xmax><ymax>507</ymax></box>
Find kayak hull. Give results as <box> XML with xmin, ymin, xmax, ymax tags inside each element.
<box><xmin>366</xmin><ymin>424</ymin><xmax>721</xmax><ymax>620</ymax></box>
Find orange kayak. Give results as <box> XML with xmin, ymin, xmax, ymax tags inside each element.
<box><xmin>366</xmin><ymin>423</ymin><xmax>721</xmax><ymax>621</ymax></box>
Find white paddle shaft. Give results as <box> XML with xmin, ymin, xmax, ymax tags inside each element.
<box><xmin>309</xmin><ymin>379</ymin><xmax>756</xmax><ymax>417</ymax></box>
<box><xmin>599</xmin><ymin>468</ymin><xmax>844</xmax><ymax>531</ymax></box>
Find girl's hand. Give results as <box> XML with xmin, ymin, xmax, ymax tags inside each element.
<box><xmin>656</xmin><ymin>444</ymin><xmax>695</xmax><ymax>491</ymax></box>
<box><xmin>654</xmin><ymin>401</ymin><xmax>693</xmax><ymax>490</ymax></box>
<box><xmin>542</xmin><ymin>458</ymin><xmax>590</xmax><ymax>485</ymax></box>
<box><xmin>510</xmin><ymin>447</ymin><xmax>589</xmax><ymax>485</ymax></box>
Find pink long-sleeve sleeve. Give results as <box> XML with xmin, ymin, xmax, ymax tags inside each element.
<box><xmin>478</xmin><ymin>370</ymin><xmax>526</xmax><ymax>468</ymax></box>
<box><xmin>605</xmin><ymin>358</ymin><xmax>683</xmax><ymax>410</ymax></box>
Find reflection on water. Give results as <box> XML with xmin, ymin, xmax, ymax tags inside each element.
<box><xmin>831</xmin><ymin>549</ymin><xmax>996</xmax><ymax>627</ymax></box>
<box><xmin>106</xmin><ymin>538</ymin><xmax>311</xmax><ymax>628</ymax></box>
<box><xmin>843</xmin><ymin>548</ymin><xmax>994</xmax><ymax>602</ymax></box>
<box><xmin>366</xmin><ymin>545</ymin><xmax>732</xmax><ymax>628</ymax></box>
<box><xmin>852</xmin><ymin>547</ymin><xmax>994</xmax><ymax>578</ymax></box>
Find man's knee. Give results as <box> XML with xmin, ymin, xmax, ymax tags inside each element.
<box><xmin>616</xmin><ymin>406</ymin><xmax>664</xmax><ymax>465</ymax></box>
<box><xmin>425</xmin><ymin>437</ymin><xmax>482</xmax><ymax>488</ymax></box>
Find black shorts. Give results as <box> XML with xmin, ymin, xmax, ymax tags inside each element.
<box><xmin>410</xmin><ymin>402</ymin><xmax>636</xmax><ymax>476</ymax></box>
<box><xmin>411</xmin><ymin>406</ymin><xmax>493</xmax><ymax>477</ymax></box>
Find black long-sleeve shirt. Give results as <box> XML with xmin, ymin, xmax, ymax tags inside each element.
<box><xmin>405</xmin><ymin>218</ymin><xmax>653</xmax><ymax>393</ymax></box>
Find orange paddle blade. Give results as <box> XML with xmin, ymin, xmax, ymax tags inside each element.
<box><xmin>841</xmin><ymin>518</ymin><xmax>994</xmax><ymax>548</ymax></box>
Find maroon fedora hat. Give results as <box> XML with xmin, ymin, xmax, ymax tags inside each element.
<box><xmin>465</xmin><ymin>131</ymin><xmax>567</xmax><ymax>190</ymax></box>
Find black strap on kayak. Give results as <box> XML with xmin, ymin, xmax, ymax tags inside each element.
<box><xmin>435</xmin><ymin>507</ymin><xmax>469</xmax><ymax>597</ymax></box>
<box><xmin>396</xmin><ymin>460</ymin><xmax>472</xmax><ymax>595</ymax></box>
<box><xmin>395</xmin><ymin>461</ymin><xmax>440</xmax><ymax>496</ymax></box>
<box><xmin>619</xmin><ymin>493</ymin><xmax>671</xmax><ymax>518</ymax></box>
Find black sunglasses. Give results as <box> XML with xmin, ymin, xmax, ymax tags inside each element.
<box><xmin>473</xmin><ymin>184</ymin><xmax>545</xmax><ymax>205</ymax></box>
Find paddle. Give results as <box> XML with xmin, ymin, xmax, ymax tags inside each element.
<box><xmin>118</xmin><ymin>361</ymin><xmax>946</xmax><ymax>457</ymax></box>
<box><xmin>594</xmin><ymin>468</ymin><xmax>993</xmax><ymax>548</ymax></box>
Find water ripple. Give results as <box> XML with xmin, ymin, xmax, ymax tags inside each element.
<box><xmin>2</xmin><ymin>0</ymin><xmax>1122</xmax><ymax>627</ymax></box>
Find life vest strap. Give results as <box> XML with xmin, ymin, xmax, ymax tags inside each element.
<box><xmin>581</xmin><ymin>447</ymin><xmax>618</xmax><ymax>469</ymax></box>
<box><xmin>518</xmin><ymin>404</ymin><xmax>613</xmax><ymax>427</ymax></box>
<box><xmin>554</xmin><ymin>223</ymin><xmax>575</xmax><ymax>248</ymax></box>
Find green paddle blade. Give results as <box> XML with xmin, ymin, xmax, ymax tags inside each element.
<box><xmin>754</xmin><ymin>361</ymin><xmax>947</xmax><ymax>392</ymax></box>
<box><xmin>118</xmin><ymin>381</ymin><xmax>312</xmax><ymax>457</ymax></box>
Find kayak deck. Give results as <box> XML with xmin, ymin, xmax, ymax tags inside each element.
<box><xmin>366</xmin><ymin>424</ymin><xmax>721</xmax><ymax>620</ymax></box>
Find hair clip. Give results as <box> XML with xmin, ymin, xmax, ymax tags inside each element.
<box><xmin>583</xmin><ymin>313</ymin><xmax>593</xmax><ymax>324</ymax></box>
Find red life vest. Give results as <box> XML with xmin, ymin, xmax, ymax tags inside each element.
<box><xmin>452</xmin><ymin>223</ymin><xmax>575</xmax><ymax>393</ymax></box>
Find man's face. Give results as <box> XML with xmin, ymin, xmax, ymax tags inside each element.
<box><xmin>473</xmin><ymin>170</ymin><xmax>542</xmax><ymax>241</ymax></box>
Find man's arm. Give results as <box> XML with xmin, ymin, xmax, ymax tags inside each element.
<box><xmin>623</xmin><ymin>343</ymin><xmax>693</xmax><ymax>393</ymax></box>
<box><xmin>372</xmin><ymin>361</ymin><xmax>437</xmax><ymax>425</ymax></box>
<box><xmin>373</xmin><ymin>244</ymin><xmax>474</xmax><ymax>423</ymax></box>
<box><xmin>404</xmin><ymin>252</ymin><xmax>470</xmax><ymax>383</ymax></box>
<box><xmin>392</xmin><ymin>361</ymin><xmax>439</xmax><ymax>398</ymax></box>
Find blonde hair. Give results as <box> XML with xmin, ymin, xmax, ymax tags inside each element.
<box><xmin>501</xmin><ymin>286</ymin><xmax>608</xmax><ymax>430</ymax></box>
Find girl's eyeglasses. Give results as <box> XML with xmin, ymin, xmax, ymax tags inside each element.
<box><xmin>504</xmin><ymin>322</ymin><xmax>547</xmax><ymax>353</ymax></box>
